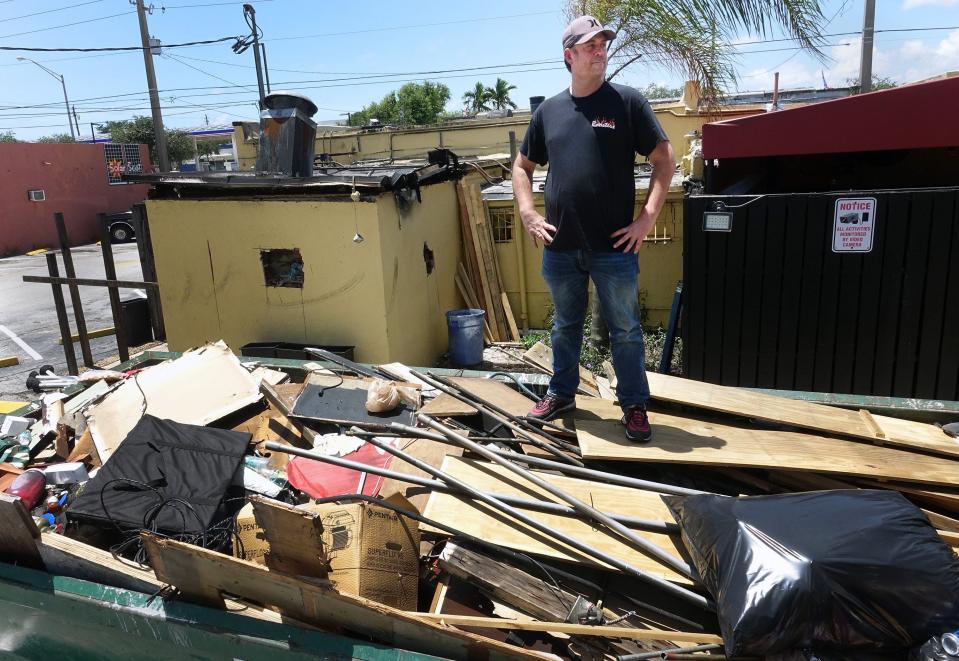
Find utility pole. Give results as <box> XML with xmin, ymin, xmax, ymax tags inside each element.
<box><xmin>72</xmin><ymin>105</ymin><xmax>80</xmax><ymax>138</ymax></box>
<box><xmin>859</xmin><ymin>0</ymin><xmax>876</xmax><ymax>94</ymax></box>
<box><xmin>244</xmin><ymin>4</ymin><xmax>266</xmax><ymax>107</ymax></box>
<box><xmin>135</xmin><ymin>0</ymin><xmax>170</xmax><ymax>171</ymax></box>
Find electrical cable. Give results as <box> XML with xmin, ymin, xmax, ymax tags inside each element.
<box><xmin>0</xmin><ymin>10</ymin><xmax>135</xmax><ymax>40</ymax></box>
<box><xmin>0</xmin><ymin>35</ymin><xmax>241</xmax><ymax>53</ymax></box>
<box><xmin>2</xmin><ymin>0</ymin><xmax>106</xmax><ymax>24</ymax></box>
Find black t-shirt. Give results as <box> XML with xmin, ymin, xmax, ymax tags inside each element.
<box><xmin>520</xmin><ymin>82</ymin><xmax>668</xmax><ymax>251</ymax></box>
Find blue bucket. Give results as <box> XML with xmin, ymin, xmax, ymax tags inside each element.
<box><xmin>446</xmin><ymin>308</ymin><xmax>485</xmax><ymax>366</ymax></box>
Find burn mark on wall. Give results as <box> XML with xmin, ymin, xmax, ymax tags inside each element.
<box><xmin>260</xmin><ymin>248</ymin><xmax>305</xmax><ymax>288</ymax></box>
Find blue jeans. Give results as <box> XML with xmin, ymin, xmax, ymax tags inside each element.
<box><xmin>541</xmin><ymin>249</ymin><xmax>649</xmax><ymax>409</ymax></box>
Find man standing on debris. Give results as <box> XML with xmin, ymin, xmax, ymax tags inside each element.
<box><xmin>513</xmin><ymin>15</ymin><xmax>675</xmax><ymax>442</ymax></box>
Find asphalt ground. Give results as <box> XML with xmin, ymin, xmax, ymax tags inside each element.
<box><xmin>0</xmin><ymin>243</ymin><xmax>145</xmax><ymax>404</ymax></box>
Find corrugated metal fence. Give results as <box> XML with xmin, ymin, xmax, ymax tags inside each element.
<box><xmin>683</xmin><ymin>187</ymin><xmax>959</xmax><ymax>400</ymax></box>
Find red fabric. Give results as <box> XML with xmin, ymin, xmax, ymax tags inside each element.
<box><xmin>288</xmin><ymin>441</ymin><xmax>395</xmax><ymax>499</ymax></box>
<box><xmin>702</xmin><ymin>76</ymin><xmax>959</xmax><ymax>160</ymax></box>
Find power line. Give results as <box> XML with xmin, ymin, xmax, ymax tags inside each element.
<box><xmin>162</xmin><ymin>51</ymin><xmax>256</xmax><ymax>93</ymax></box>
<box><xmin>0</xmin><ymin>10</ymin><xmax>134</xmax><ymax>40</ymax></box>
<box><xmin>159</xmin><ymin>0</ymin><xmax>274</xmax><ymax>9</ymax></box>
<box><xmin>0</xmin><ymin>35</ymin><xmax>240</xmax><ymax>52</ymax></box>
<box><xmin>2</xmin><ymin>0</ymin><xmax>106</xmax><ymax>23</ymax></box>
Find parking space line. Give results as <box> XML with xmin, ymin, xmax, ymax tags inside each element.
<box><xmin>0</xmin><ymin>325</ymin><xmax>42</xmax><ymax>360</ymax></box>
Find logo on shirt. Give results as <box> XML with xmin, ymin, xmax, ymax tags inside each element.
<box><xmin>591</xmin><ymin>116</ymin><xmax>616</xmax><ymax>129</ymax></box>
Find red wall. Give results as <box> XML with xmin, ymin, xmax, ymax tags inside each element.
<box><xmin>0</xmin><ymin>143</ymin><xmax>152</xmax><ymax>256</ymax></box>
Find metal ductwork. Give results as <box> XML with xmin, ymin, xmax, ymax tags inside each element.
<box><xmin>256</xmin><ymin>91</ymin><xmax>318</xmax><ymax>177</ymax></box>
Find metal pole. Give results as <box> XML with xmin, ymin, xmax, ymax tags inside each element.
<box><xmin>416</xmin><ymin>415</ymin><xmax>696</xmax><ymax>581</ymax></box>
<box><xmin>263</xmin><ymin>441</ymin><xmax>678</xmax><ymax>534</ymax></box>
<box><xmin>617</xmin><ymin>644</ymin><xmax>723</xmax><ymax>661</ymax></box>
<box><xmin>260</xmin><ymin>43</ymin><xmax>271</xmax><ymax>94</ymax></box>
<box><xmin>412</xmin><ymin>370</ymin><xmax>583</xmax><ymax>463</ymax></box>
<box><xmin>72</xmin><ymin>106</ymin><xmax>80</xmax><ymax>140</ymax></box>
<box><xmin>245</xmin><ymin>4</ymin><xmax>266</xmax><ymax>108</ymax></box>
<box><xmin>58</xmin><ymin>77</ymin><xmax>75</xmax><ymax>140</ymax></box>
<box><xmin>45</xmin><ymin>253</ymin><xmax>78</xmax><ymax>376</ymax></box>
<box><xmin>90</xmin><ymin>123</ymin><xmax>96</xmax><ymax>143</ymax></box>
<box><xmin>97</xmin><ymin>213</ymin><xmax>129</xmax><ymax>363</ymax></box>
<box><xmin>53</xmin><ymin>212</ymin><xmax>93</xmax><ymax>367</ymax></box>
<box><xmin>357</xmin><ymin>433</ymin><xmax>711</xmax><ymax>609</ymax></box>
<box><xmin>136</xmin><ymin>0</ymin><xmax>170</xmax><ymax>172</ymax></box>
<box><xmin>859</xmin><ymin>0</ymin><xmax>876</xmax><ymax>93</ymax></box>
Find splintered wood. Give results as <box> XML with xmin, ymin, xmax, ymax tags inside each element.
<box><xmin>574</xmin><ymin>396</ymin><xmax>959</xmax><ymax>488</ymax></box>
<box><xmin>455</xmin><ymin>176</ymin><xmax>519</xmax><ymax>342</ymax></box>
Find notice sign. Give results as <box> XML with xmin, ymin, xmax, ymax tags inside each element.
<box><xmin>833</xmin><ymin>197</ymin><xmax>877</xmax><ymax>253</ymax></box>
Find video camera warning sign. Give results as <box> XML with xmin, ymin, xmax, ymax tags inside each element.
<box><xmin>833</xmin><ymin>197</ymin><xmax>876</xmax><ymax>253</ymax></box>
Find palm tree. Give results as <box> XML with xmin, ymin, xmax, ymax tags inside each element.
<box><xmin>488</xmin><ymin>78</ymin><xmax>518</xmax><ymax>110</ymax></box>
<box><xmin>462</xmin><ymin>82</ymin><xmax>492</xmax><ymax>114</ymax></box>
<box><xmin>567</xmin><ymin>0</ymin><xmax>829</xmax><ymax>103</ymax></box>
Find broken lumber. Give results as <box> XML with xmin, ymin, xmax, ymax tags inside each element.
<box><xmin>644</xmin><ymin>372</ymin><xmax>959</xmax><ymax>459</ymax></box>
<box><xmin>575</xmin><ymin>397</ymin><xmax>959</xmax><ymax>488</ymax></box>
<box><xmin>522</xmin><ymin>341</ymin><xmax>601</xmax><ymax>397</ymax></box>
<box><xmin>249</xmin><ymin>495</ymin><xmax>329</xmax><ymax>578</ymax></box>
<box><xmin>142</xmin><ymin>534</ymin><xmax>546</xmax><ymax>660</ymax></box>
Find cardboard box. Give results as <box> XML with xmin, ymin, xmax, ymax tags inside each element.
<box><xmin>234</xmin><ymin>499</ymin><xmax>420</xmax><ymax>610</ymax></box>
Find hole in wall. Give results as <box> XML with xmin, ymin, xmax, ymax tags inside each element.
<box><xmin>422</xmin><ymin>242</ymin><xmax>435</xmax><ymax>276</ymax></box>
<box><xmin>260</xmin><ymin>248</ymin><xmax>305</xmax><ymax>288</ymax></box>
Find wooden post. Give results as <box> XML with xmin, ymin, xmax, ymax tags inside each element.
<box><xmin>131</xmin><ymin>203</ymin><xmax>165</xmax><ymax>340</ymax></box>
<box><xmin>53</xmin><ymin>212</ymin><xmax>94</xmax><ymax>367</ymax></box>
<box><xmin>97</xmin><ymin>213</ymin><xmax>129</xmax><ymax>363</ymax></box>
<box><xmin>46</xmin><ymin>253</ymin><xmax>78</xmax><ymax>375</ymax></box>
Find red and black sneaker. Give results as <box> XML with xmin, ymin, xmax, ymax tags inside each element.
<box><xmin>622</xmin><ymin>405</ymin><xmax>652</xmax><ymax>442</ymax></box>
<box><xmin>528</xmin><ymin>393</ymin><xmax>575</xmax><ymax>421</ymax></box>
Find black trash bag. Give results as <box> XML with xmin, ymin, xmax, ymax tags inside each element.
<box><xmin>665</xmin><ymin>490</ymin><xmax>959</xmax><ymax>656</ymax></box>
<box><xmin>69</xmin><ymin>415</ymin><xmax>249</xmax><ymax>535</ymax></box>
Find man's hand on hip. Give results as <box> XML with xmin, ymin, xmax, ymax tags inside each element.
<box><xmin>520</xmin><ymin>208</ymin><xmax>556</xmax><ymax>247</ymax></box>
<box><xmin>611</xmin><ymin>210</ymin><xmax>656</xmax><ymax>253</ymax></box>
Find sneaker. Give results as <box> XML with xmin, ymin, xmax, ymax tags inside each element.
<box><xmin>622</xmin><ymin>405</ymin><xmax>652</xmax><ymax>442</ymax></box>
<box><xmin>528</xmin><ymin>393</ymin><xmax>575</xmax><ymax>421</ymax></box>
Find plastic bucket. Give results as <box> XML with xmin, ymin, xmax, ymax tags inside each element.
<box><xmin>446</xmin><ymin>308</ymin><xmax>485</xmax><ymax>366</ymax></box>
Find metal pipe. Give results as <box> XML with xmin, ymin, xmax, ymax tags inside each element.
<box><xmin>412</xmin><ymin>370</ymin><xmax>583</xmax><ymax>461</ymax></box>
<box><xmin>367</xmin><ymin>426</ymin><xmax>711</xmax><ymax>609</ymax></box>
<box><xmin>416</xmin><ymin>415</ymin><xmax>697</xmax><ymax>581</ymax></box>
<box><xmin>617</xmin><ymin>644</ymin><xmax>722</xmax><ymax>660</ymax></box>
<box><xmin>264</xmin><ymin>441</ymin><xmax>678</xmax><ymax>534</ymax></box>
<box><xmin>348</xmin><ymin>426</ymin><xmax>707</xmax><ymax>496</ymax></box>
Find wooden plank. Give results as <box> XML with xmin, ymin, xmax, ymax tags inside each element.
<box><xmin>501</xmin><ymin>292</ymin><xmax>521</xmax><ymax>342</ymax></box>
<box><xmin>938</xmin><ymin>530</ymin><xmax>959</xmax><ymax>548</ymax></box>
<box><xmin>644</xmin><ymin>371</ymin><xmax>959</xmax><ymax>458</ymax></box>
<box><xmin>378</xmin><ymin>437</ymin><xmax>464</xmax><ymax>515</ymax></box>
<box><xmin>522</xmin><ymin>341</ymin><xmax>601</xmax><ymax>397</ymax></box>
<box><xmin>410</xmin><ymin>614</ymin><xmax>722</xmax><ymax>644</ymax></box>
<box><xmin>575</xmin><ymin>397</ymin><xmax>959</xmax><ymax>488</ymax></box>
<box><xmin>456</xmin><ymin>182</ymin><xmax>500</xmax><ymax>342</ymax></box>
<box><xmin>466</xmin><ymin>181</ymin><xmax>509</xmax><ymax>342</ymax></box>
<box><xmin>447</xmin><ymin>376</ymin><xmax>574</xmax><ymax>436</ymax></box>
<box><xmin>418</xmin><ymin>393</ymin><xmax>479</xmax><ymax>417</ymax></box>
<box><xmin>421</xmin><ymin>456</ymin><xmax>691</xmax><ymax>584</ymax></box>
<box><xmin>250</xmin><ymin>496</ymin><xmax>330</xmax><ymax>578</ymax></box>
<box><xmin>142</xmin><ymin>535</ymin><xmax>545</xmax><ymax>661</ymax></box>
<box><xmin>0</xmin><ymin>493</ymin><xmax>43</xmax><ymax>567</ymax></box>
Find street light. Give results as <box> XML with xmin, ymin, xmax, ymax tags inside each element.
<box><xmin>17</xmin><ymin>57</ymin><xmax>76</xmax><ymax>140</ymax></box>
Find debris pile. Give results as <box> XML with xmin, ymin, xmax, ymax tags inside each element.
<box><xmin>2</xmin><ymin>339</ymin><xmax>959</xmax><ymax>660</ymax></box>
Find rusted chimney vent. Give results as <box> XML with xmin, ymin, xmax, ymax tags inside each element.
<box><xmin>256</xmin><ymin>91</ymin><xmax>318</xmax><ymax>177</ymax></box>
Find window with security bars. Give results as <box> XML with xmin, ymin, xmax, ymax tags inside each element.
<box><xmin>104</xmin><ymin>144</ymin><xmax>145</xmax><ymax>184</ymax></box>
<box><xmin>489</xmin><ymin>207</ymin><xmax>514</xmax><ymax>243</ymax></box>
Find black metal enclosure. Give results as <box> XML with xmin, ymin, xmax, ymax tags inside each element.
<box><xmin>682</xmin><ymin>187</ymin><xmax>959</xmax><ymax>400</ymax></box>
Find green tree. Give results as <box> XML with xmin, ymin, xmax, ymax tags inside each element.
<box><xmin>642</xmin><ymin>82</ymin><xmax>684</xmax><ymax>99</ymax></box>
<box><xmin>845</xmin><ymin>74</ymin><xmax>897</xmax><ymax>93</ymax></box>
<box><xmin>350</xmin><ymin>81</ymin><xmax>451</xmax><ymax>127</ymax></box>
<box><xmin>0</xmin><ymin>131</ymin><xmax>17</xmax><ymax>143</ymax></box>
<box><xmin>35</xmin><ymin>133</ymin><xmax>76</xmax><ymax>143</ymax></box>
<box><xmin>462</xmin><ymin>81</ymin><xmax>492</xmax><ymax>114</ymax></box>
<box><xmin>488</xmin><ymin>78</ymin><xmax>518</xmax><ymax>110</ymax></box>
<box><xmin>567</xmin><ymin>0</ymin><xmax>829</xmax><ymax>102</ymax></box>
<box><xmin>97</xmin><ymin>116</ymin><xmax>195</xmax><ymax>166</ymax></box>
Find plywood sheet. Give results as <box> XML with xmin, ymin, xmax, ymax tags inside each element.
<box><xmin>522</xmin><ymin>341</ymin><xmax>600</xmax><ymax>396</ymax></box>
<box><xmin>421</xmin><ymin>456</ymin><xmax>690</xmax><ymax>584</ymax></box>
<box><xmin>379</xmin><ymin>437</ymin><xmax>464</xmax><ymax>514</ymax></box>
<box><xmin>86</xmin><ymin>341</ymin><xmax>262</xmax><ymax>462</ymax></box>
<box><xmin>645</xmin><ymin>372</ymin><xmax>959</xmax><ymax>458</ymax></box>
<box><xmin>447</xmin><ymin>376</ymin><xmax>575</xmax><ymax>433</ymax></box>
<box><xmin>418</xmin><ymin>393</ymin><xmax>478</xmax><ymax>417</ymax></box>
<box><xmin>575</xmin><ymin>397</ymin><xmax>959</xmax><ymax>488</ymax></box>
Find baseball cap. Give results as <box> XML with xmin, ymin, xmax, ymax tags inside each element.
<box><xmin>562</xmin><ymin>15</ymin><xmax>616</xmax><ymax>49</ymax></box>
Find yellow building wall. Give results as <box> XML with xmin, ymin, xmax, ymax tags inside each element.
<box><xmin>147</xmin><ymin>187</ymin><xmax>462</xmax><ymax>364</ymax></box>
<box><xmin>490</xmin><ymin>187</ymin><xmax>685</xmax><ymax>331</ymax></box>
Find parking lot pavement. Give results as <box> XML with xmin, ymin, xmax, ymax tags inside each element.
<box><xmin>0</xmin><ymin>243</ymin><xmax>146</xmax><ymax>403</ymax></box>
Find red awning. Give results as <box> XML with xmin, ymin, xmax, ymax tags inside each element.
<box><xmin>702</xmin><ymin>76</ymin><xmax>959</xmax><ymax>160</ymax></box>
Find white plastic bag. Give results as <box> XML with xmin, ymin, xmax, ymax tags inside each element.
<box><xmin>366</xmin><ymin>378</ymin><xmax>400</xmax><ymax>413</ymax></box>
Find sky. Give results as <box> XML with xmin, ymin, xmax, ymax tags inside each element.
<box><xmin>1</xmin><ymin>0</ymin><xmax>958</xmax><ymax>141</ymax></box>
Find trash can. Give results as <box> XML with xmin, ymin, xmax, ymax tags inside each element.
<box><xmin>446</xmin><ymin>309</ymin><xmax>485</xmax><ymax>367</ymax></box>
